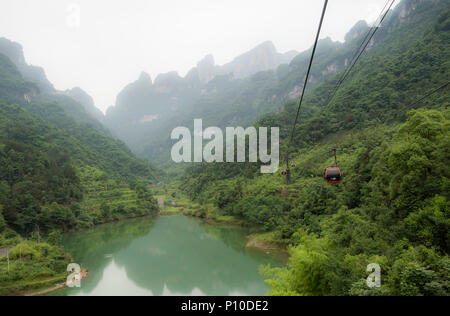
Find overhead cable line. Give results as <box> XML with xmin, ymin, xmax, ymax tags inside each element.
<box><xmin>285</xmin><ymin>0</ymin><xmax>328</xmax><ymax>185</ymax></box>
<box><xmin>326</xmin><ymin>0</ymin><xmax>396</xmax><ymax>108</ymax></box>
<box><xmin>407</xmin><ymin>80</ymin><xmax>450</xmax><ymax>108</ymax></box>
<box><xmin>326</xmin><ymin>0</ymin><xmax>393</xmax><ymax>104</ymax></box>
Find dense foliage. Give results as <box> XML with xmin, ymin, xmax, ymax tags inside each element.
<box><xmin>0</xmin><ymin>238</ymin><xmax>70</xmax><ymax>295</ymax></box>
<box><xmin>0</xmin><ymin>97</ymin><xmax>159</xmax><ymax>236</ymax></box>
<box><xmin>178</xmin><ymin>2</ymin><xmax>450</xmax><ymax>296</ymax></box>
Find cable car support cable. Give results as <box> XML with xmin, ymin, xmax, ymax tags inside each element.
<box><xmin>285</xmin><ymin>0</ymin><xmax>329</xmax><ymax>185</ymax></box>
<box><xmin>325</xmin><ymin>0</ymin><xmax>395</xmax><ymax>107</ymax></box>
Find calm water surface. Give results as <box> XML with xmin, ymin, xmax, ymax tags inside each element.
<box><xmin>52</xmin><ymin>215</ymin><xmax>285</xmax><ymax>296</ymax></box>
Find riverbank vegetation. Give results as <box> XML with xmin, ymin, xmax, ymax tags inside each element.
<box><xmin>0</xmin><ymin>238</ymin><xmax>69</xmax><ymax>295</ymax></box>
<box><xmin>0</xmin><ymin>161</ymin><xmax>158</xmax><ymax>295</ymax></box>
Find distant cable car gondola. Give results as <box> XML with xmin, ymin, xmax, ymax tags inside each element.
<box><xmin>324</xmin><ymin>148</ymin><xmax>342</xmax><ymax>184</ymax></box>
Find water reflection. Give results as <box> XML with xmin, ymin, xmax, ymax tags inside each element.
<box><xmin>52</xmin><ymin>215</ymin><xmax>284</xmax><ymax>296</ymax></box>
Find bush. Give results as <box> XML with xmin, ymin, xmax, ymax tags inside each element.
<box><xmin>234</xmin><ymin>196</ymin><xmax>289</xmax><ymax>230</ymax></box>
<box><xmin>47</xmin><ymin>230</ymin><xmax>62</xmax><ymax>246</ymax></box>
<box><xmin>10</xmin><ymin>242</ymin><xmax>41</xmax><ymax>260</ymax></box>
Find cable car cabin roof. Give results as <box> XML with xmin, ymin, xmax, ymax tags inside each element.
<box><xmin>325</xmin><ymin>167</ymin><xmax>341</xmax><ymax>178</ymax></box>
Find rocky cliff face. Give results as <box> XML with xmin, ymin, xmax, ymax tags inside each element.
<box><xmin>114</xmin><ymin>72</ymin><xmax>153</xmax><ymax>112</ymax></box>
<box><xmin>185</xmin><ymin>41</ymin><xmax>299</xmax><ymax>85</ymax></box>
<box><xmin>107</xmin><ymin>41</ymin><xmax>299</xmax><ymax>130</ymax></box>
<box><xmin>138</xmin><ymin>71</ymin><xmax>153</xmax><ymax>85</ymax></box>
<box><xmin>218</xmin><ymin>41</ymin><xmax>298</xmax><ymax>79</ymax></box>
<box><xmin>154</xmin><ymin>71</ymin><xmax>184</xmax><ymax>93</ymax></box>
<box><xmin>345</xmin><ymin>20</ymin><xmax>370</xmax><ymax>42</ymax></box>
<box><xmin>221</xmin><ymin>41</ymin><xmax>281</xmax><ymax>78</ymax></box>
<box><xmin>398</xmin><ymin>0</ymin><xmax>436</xmax><ymax>23</ymax></box>
<box><xmin>0</xmin><ymin>37</ymin><xmax>110</xmax><ymax>126</ymax></box>
<box><xmin>107</xmin><ymin>69</ymin><xmax>198</xmax><ymax>135</ymax></box>
<box><xmin>0</xmin><ymin>38</ymin><xmax>54</xmax><ymax>93</ymax></box>
<box><xmin>64</xmin><ymin>87</ymin><xmax>104</xmax><ymax>122</ymax></box>
<box><xmin>196</xmin><ymin>54</ymin><xmax>218</xmax><ymax>84</ymax></box>
<box><xmin>0</xmin><ymin>38</ymin><xmax>26</xmax><ymax>66</ymax></box>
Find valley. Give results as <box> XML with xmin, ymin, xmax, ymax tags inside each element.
<box><xmin>0</xmin><ymin>0</ymin><xmax>449</xmax><ymax>297</ymax></box>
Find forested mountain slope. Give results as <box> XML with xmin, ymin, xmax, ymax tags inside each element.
<box><xmin>104</xmin><ymin>38</ymin><xmax>346</xmax><ymax>164</ymax></box>
<box><xmin>0</xmin><ymin>40</ymin><xmax>161</xmax><ymax>292</ymax></box>
<box><xmin>0</xmin><ymin>38</ymin><xmax>107</xmax><ymax>134</ymax></box>
<box><xmin>0</xmin><ymin>46</ymin><xmax>159</xmax><ymax>235</ymax></box>
<box><xmin>63</xmin><ymin>87</ymin><xmax>105</xmax><ymax>123</ymax></box>
<box><xmin>104</xmin><ymin>0</ymin><xmax>448</xmax><ymax>168</ymax></box>
<box><xmin>0</xmin><ymin>37</ymin><xmax>163</xmax><ymax>292</ymax></box>
<box><xmin>178</xmin><ymin>0</ymin><xmax>450</xmax><ymax>296</ymax></box>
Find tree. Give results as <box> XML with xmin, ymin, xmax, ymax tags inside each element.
<box><xmin>388</xmin><ymin>246</ymin><xmax>450</xmax><ymax>296</ymax></box>
<box><xmin>262</xmin><ymin>230</ymin><xmax>338</xmax><ymax>296</ymax></box>
<box><xmin>100</xmin><ymin>202</ymin><xmax>111</xmax><ymax>219</ymax></box>
<box><xmin>47</xmin><ymin>230</ymin><xmax>62</xmax><ymax>246</ymax></box>
<box><xmin>405</xmin><ymin>195</ymin><xmax>450</xmax><ymax>252</ymax></box>
<box><xmin>0</xmin><ymin>204</ymin><xmax>5</xmax><ymax>231</ymax></box>
<box><xmin>39</xmin><ymin>203</ymin><xmax>76</xmax><ymax>231</ymax></box>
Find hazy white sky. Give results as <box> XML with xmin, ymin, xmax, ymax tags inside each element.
<box><xmin>0</xmin><ymin>0</ymin><xmax>396</xmax><ymax>112</ymax></box>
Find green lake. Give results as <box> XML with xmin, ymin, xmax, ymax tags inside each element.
<box><xmin>51</xmin><ymin>215</ymin><xmax>286</xmax><ymax>296</ymax></box>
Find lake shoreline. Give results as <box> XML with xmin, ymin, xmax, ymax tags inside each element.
<box><xmin>50</xmin><ymin>215</ymin><xmax>284</xmax><ymax>296</ymax></box>
<box><xmin>245</xmin><ymin>235</ymin><xmax>290</xmax><ymax>258</ymax></box>
<box><xmin>25</xmin><ymin>269</ymin><xmax>89</xmax><ymax>296</ymax></box>
<box><xmin>180</xmin><ymin>211</ymin><xmax>289</xmax><ymax>255</ymax></box>
<box><xmin>19</xmin><ymin>211</ymin><xmax>286</xmax><ymax>296</ymax></box>
<box><xmin>1</xmin><ymin>269</ymin><xmax>88</xmax><ymax>297</ymax></box>
<box><xmin>1</xmin><ymin>213</ymin><xmax>160</xmax><ymax>297</ymax></box>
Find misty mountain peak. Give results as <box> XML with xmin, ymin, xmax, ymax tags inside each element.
<box><xmin>197</xmin><ymin>54</ymin><xmax>215</xmax><ymax>68</ymax></box>
<box><xmin>185</xmin><ymin>41</ymin><xmax>299</xmax><ymax>85</ymax></box>
<box><xmin>0</xmin><ymin>37</ymin><xmax>54</xmax><ymax>92</ymax></box>
<box><xmin>64</xmin><ymin>87</ymin><xmax>104</xmax><ymax>121</ymax></box>
<box><xmin>154</xmin><ymin>71</ymin><xmax>184</xmax><ymax>93</ymax></box>
<box><xmin>0</xmin><ymin>37</ymin><xmax>26</xmax><ymax>66</ymax></box>
<box><xmin>154</xmin><ymin>71</ymin><xmax>182</xmax><ymax>85</ymax></box>
<box><xmin>196</xmin><ymin>54</ymin><xmax>217</xmax><ymax>83</ymax></box>
<box><xmin>138</xmin><ymin>72</ymin><xmax>153</xmax><ymax>85</ymax></box>
<box><xmin>220</xmin><ymin>40</ymin><xmax>297</xmax><ymax>79</ymax></box>
<box><xmin>345</xmin><ymin>20</ymin><xmax>370</xmax><ymax>42</ymax></box>
<box><xmin>253</xmin><ymin>40</ymin><xmax>277</xmax><ymax>54</ymax></box>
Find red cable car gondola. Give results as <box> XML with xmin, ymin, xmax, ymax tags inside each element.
<box><xmin>324</xmin><ymin>148</ymin><xmax>342</xmax><ymax>184</ymax></box>
<box><xmin>324</xmin><ymin>166</ymin><xmax>342</xmax><ymax>184</ymax></box>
